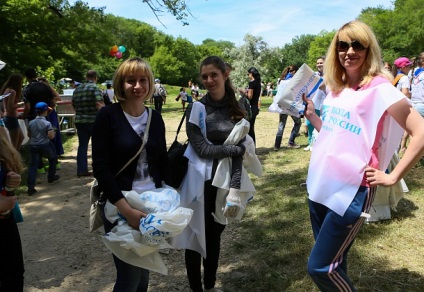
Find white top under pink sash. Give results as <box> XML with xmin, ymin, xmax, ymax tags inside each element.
<box><xmin>307</xmin><ymin>77</ymin><xmax>406</xmax><ymax>216</ymax></box>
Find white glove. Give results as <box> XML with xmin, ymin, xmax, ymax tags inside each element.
<box><xmin>223</xmin><ymin>188</ymin><xmax>242</xmax><ymax>218</ymax></box>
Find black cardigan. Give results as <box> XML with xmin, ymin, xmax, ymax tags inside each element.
<box><xmin>92</xmin><ymin>103</ymin><xmax>169</xmax><ymax>204</ymax></box>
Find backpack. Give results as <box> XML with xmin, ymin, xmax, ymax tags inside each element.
<box><xmin>239</xmin><ymin>95</ymin><xmax>252</xmax><ymax>121</ymax></box>
<box><xmin>155</xmin><ymin>84</ymin><xmax>167</xmax><ymax>98</ymax></box>
<box><xmin>160</xmin><ymin>85</ymin><xmax>167</xmax><ymax>98</ymax></box>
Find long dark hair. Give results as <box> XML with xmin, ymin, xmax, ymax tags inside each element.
<box><xmin>0</xmin><ymin>73</ymin><xmax>23</xmax><ymax>99</ymax></box>
<box><xmin>200</xmin><ymin>56</ymin><xmax>245</xmax><ymax>121</ymax></box>
<box><xmin>248</xmin><ymin>67</ymin><xmax>261</xmax><ymax>83</ymax></box>
<box><xmin>279</xmin><ymin>65</ymin><xmax>298</xmax><ymax>84</ymax></box>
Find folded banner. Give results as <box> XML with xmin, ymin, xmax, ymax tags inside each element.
<box><xmin>274</xmin><ymin>63</ymin><xmax>323</xmax><ymax>117</ymax></box>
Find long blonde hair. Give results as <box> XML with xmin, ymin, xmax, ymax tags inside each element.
<box><xmin>0</xmin><ymin>133</ymin><xmax>23</xmax><ymax>173</ymax></box>
<box><xmin>324</xmin><ymin>20</ymin><xmax>392</xmax><ymax>94</ymax></box>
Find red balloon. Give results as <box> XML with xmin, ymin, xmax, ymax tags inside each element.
<box><xmin>109</xmin><ymin>50</ymin><xmax>116</xmax><ymax>56</ymax></box>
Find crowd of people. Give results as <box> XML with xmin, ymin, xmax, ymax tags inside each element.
<box><xmin>1</xmin><ymin>19</ymin><xmax>424</xmax><ymax>292</ymax></box>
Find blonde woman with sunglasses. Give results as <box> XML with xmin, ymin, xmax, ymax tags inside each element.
<box><xmin>303</xmin><ymin>20</ymin><xmax>424</xmax><ymax>291</ymax></box>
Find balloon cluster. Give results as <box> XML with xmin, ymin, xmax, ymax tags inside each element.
<box><xmin>109</xmin><ymin>45</ymin><xmax>126</xmax><ymax>59</ymax></box>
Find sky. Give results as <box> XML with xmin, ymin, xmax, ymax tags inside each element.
<box><xmin>81</xmin><ymin>0</ymin><xmax>394</xmax><ymax>47</ymax></box>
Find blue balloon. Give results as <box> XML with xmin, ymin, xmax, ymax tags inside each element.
<box><xmin>118</xmin><ymin>46</ymin><xmax>126</xmax><ymax>53</ymax></box>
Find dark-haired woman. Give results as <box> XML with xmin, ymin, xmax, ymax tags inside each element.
<box><xmin>173</xmin><ymin>56</ymin><xmax>246</xmax><ymax>292</ymax></box>
<box><xmin>246</xmin><ymin>67</ymin><xmax>261</xmax><ymax>146</ymax></box>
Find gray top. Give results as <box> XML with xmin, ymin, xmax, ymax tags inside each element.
<box><xmin>186</xmin><ymin>94</ymin><xmax>244</xmax><ymax>188</ymax></box>
<box><xmin>28</xmin><ymin>116</ymin><xmax>53</xmax><ymax>146</ymax></box>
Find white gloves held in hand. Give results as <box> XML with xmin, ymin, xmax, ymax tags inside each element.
<box><xmin>223</xmin><ymin>188</ymin><xmax>242</xmax><ymax>218</ymax></box>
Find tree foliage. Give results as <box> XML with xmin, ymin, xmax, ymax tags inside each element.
<box><xmin>0</xmin><ymin>0</ymin><xmax>421</xmax><ymax>90</ymax></box>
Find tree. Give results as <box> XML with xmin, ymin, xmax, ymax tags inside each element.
<box><xmin>141</xmin><ymin>0</ymin><xmax>194</xmax><ymax>26</ymax></box>
<box><xmin>150</xmin><ymin>37</ymin><xmax>199</xmax><ymax>85</ymax></box>
<box><xmin>281</xmin><ymin>34</ymin><xmax>316</xmax><ymax>69</ymax></box>
<box><xmin>307</xmin><ymin>30</ymin><xmax>335</xmax><ymax>67</ymax></box>
<box><xmin>226</xmin><ymin>34</ymin><xmax>270</xmax><ymax>89</ymax></box>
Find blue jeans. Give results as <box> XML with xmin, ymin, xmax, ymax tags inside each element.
<box><xmin>75</xmin><ymin>123</ymin><xmax>94</xmax><ymax>175</ymax></box>
<box><xmin>27</xmin><ymin>142</ymin><xmax>57</xmax><ymax>188</ymax></box>
<box><xmin>101</xmin><ymin>204</ymin><xmax>149</xmax><ymax>292</ymax></box>
<box><xmin>276</xmin><ymin>114</ymin><xmax>301</xmax><ymax>145</ymax></box>
<box><xmin>307</xmin><ymin>186</ymin><xmax>376</xmax><ymax>291</ymax></box>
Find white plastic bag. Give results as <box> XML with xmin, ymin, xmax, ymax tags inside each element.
<box><xmin>275</xmin><ymin>63</ymin><xmax>323</xmax><ymax>117</ymax></box>
<box><xmin>140</xmin><ymin>207</ymin><xmax>194</xmax><ymax>245</ymax></box>
<box><xmin>102</xmin><ymin>187</ymin><xmax>193</xmax><ymax>274</ymax></box>
<box><xmin>124</xmin><ymin>187</ymin><xmax>180</xmax><ymax>214</ymax></box>
<box><xmin>18</xmin><ymin>119</ymin><xmax>29</xmax><ymax>145</ymax></box>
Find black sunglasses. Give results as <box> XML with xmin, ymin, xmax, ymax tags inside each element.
<box><xmin>337</xmin><ymin>40</ymin><xmax>367</xmax><ymax>52</ymax></box>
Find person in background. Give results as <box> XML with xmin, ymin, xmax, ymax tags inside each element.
<box><xmin>303</xmin><ymin>20</ymin><xmax>424</xmax><ymax>291</ymax></box>
<box><xmin>22</xmin><ymin>68</ymin><xmax>54</xmax><ymax>121</ymax></box>
<box><xmin>410</xmin><ymin>53</ymin><xmax>424</xmax><ymax>118</ymax></box>
<box><xmin>392</xmin><ymin>57</ymin><xmax>413</xmax><ymax>153</ymax></box>
<box><xmin>0</xmin><ymin>73</ymin><xmax>24</xmax><ymax>150</ymax></box>
<box><xmin>70</xmin><ymin>80</ymin><xmax>81</xmax><ymax>89</ymax></box>
<box><xmin>174</xmin><ymin>56</ymin><xmax>246</xmax><ymax>292</ymax></box>
<box><xmin>105</xmin><ymin>83</ymin><xmax>114</xmax><ymax>104</ymax></box>
<box><xmin>92</xmin><ymin>57</ymin><xmax>169</xmax><ymax>292</ymax></box>
<box><xmin>0</xmin><ymin>129</ymin><xmax>24</xmax><ymax>291</ymax></box>
<box><xmin>27</xmin><ymin>102</ymin><xmax>60</xmax><ymax>195</ymax></box>
<box><xmin>175</xmin><ymin>87</ymin><xmax>188</xmax><ymax>111</ymax></box>
<box><xmin>153</xmin><ymin>78</ymin><xmax>165</xmax><ymax>113</ymax></box>
<box><xmin>304</xmin><ymin>57</ymin><xmax>326</xmax><ymax>151</ymax></box>
<box><xmin>246</xmin><ymin>66</ymin><xmax>261</xmax><ymax>146</ymax></box>
<box><xmin>38</xmin><ymin>77</ymin><xmax>64</xmax><ymax>162</ymax></box>
<box><xmin>384</xmin><ymin>61</ymin><xmax>392</xmax><ymax>71</ymax></box>
<box><xmin>72</xmin><ymin>70</ymin><xmax>104</xmax><ymax>177</ymax></box>
<box><xmin>274</xmin><ymin>65</ymin><xmax>302</xmax><ymax>150</ymax></box>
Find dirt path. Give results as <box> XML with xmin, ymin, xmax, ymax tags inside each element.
<box><xmin>19</xmin><ymin>139</ymin><xmax>233</xmax><ymax>292</ymax></box>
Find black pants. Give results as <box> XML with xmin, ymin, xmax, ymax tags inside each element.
<box><xmin>185</xmin><ymin>180</ymin><xmax>226</xmax><ymax>291</ymax></box>
<box><xmin>0</xmin><ymin>215</ymin><xmax>24</xmax><ymax>291</ymax></box>
<box><xmin>248</xmin><ymin>106</ymin><xmax>259</xmax><ymax>145</ymax></box>
<box><xmin>153</xmin><ymin>95</ymin><xmax>163</xmax><ymax>113</ymax></box>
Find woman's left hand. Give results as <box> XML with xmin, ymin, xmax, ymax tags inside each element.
<box><xmin>364</xmin><ymin>166</ymin><xmax>396</xmax><ymax>187</ymax></box>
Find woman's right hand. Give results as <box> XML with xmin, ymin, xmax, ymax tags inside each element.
<box><xmin>302</xmin><ymin>93</ymin><xmax>316</xmax><ymax>119</ymax></box>
<box><xmin>0</xmin><ymin>195</ymin><xmax>17</xmax><ymax>213</ymax></box>
<box><xmin>115</xmin><ymin>198</ymin><xmax>147</xmax><ymax>230</ymax></box>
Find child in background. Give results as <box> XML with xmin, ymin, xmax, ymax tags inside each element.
<box><xmin>175</xmin><ymin>87</ymin><xmax>188</xmax><ymax>111</ymax></box>
<box><xmin>27</xmin><ymin>102</ymin><xmax>60</xmax><ymax>195</ymax></box>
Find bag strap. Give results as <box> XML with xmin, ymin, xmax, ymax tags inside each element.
<box><xmin>174</xmin><ymin>108</ymin><xmax>187</xmax><ymax>142</ymax></box>
<box><xmin>115</xmin><ymin>107</ymin><xmax>152</xmax><ymax>177</ymax></box>
<box><xmin>392</xmin><ymin>74</ymin><xmax>404</xmax><ymax>86</ymax></box>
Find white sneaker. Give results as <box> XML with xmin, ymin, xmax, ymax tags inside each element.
<box><xmin>303</xmin><ymin>145</ymin><xmax>311</xmax><ymax>151</ymax></box>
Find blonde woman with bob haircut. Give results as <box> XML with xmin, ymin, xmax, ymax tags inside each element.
<box><xmin>92</xmin><ymin>57</ymin><xmax>169</xmax><ymax>291</ymax></box>
<box><xmin>303</xmin><ymin>20</ymin><xmax>424</xmax><ymax>291</ymax></box>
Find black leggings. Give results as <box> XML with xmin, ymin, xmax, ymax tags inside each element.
<box><xmin>0</xmin><ymin>215</ymin><xmax>24</xmax><ymax>291</ymax></box>
<box><xmin>185</xmin><ymin>180</ymin><xmax>226</xmax><ymax>291</ymax></box>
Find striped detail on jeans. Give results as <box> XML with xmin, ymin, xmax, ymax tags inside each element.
<box><xmin>327</xmin><ymin>187</ymin><xmax>376</xmax><ymax>291</ymax></box>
